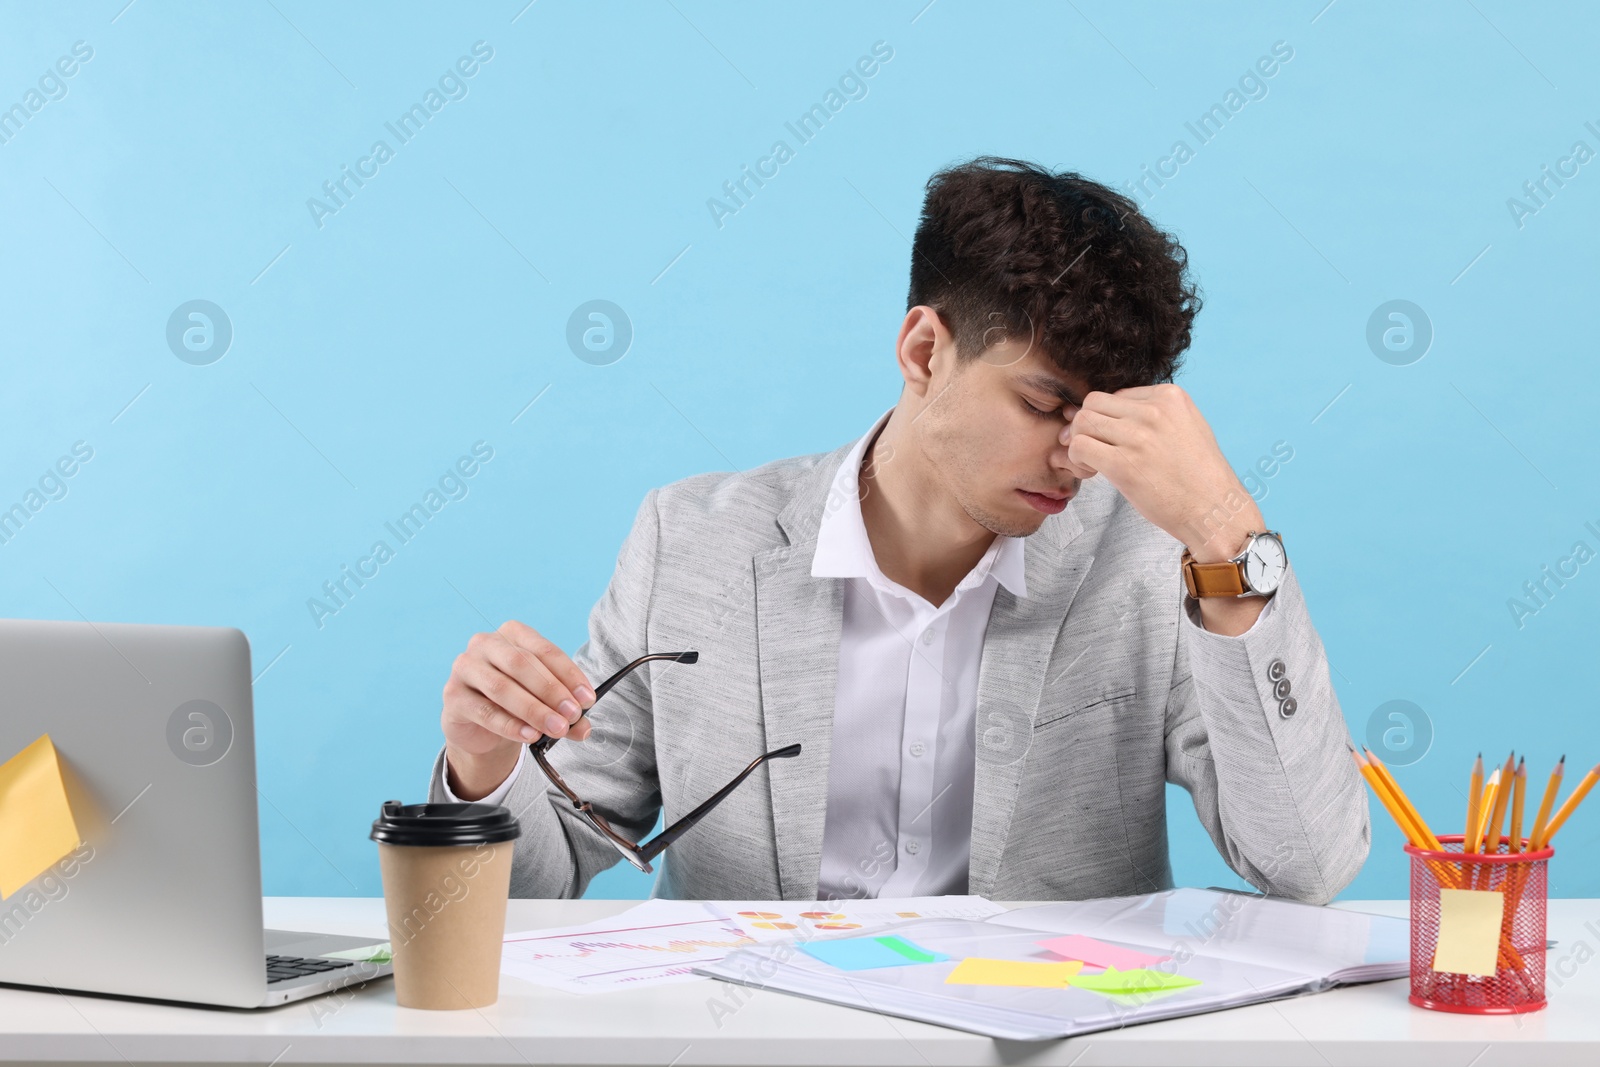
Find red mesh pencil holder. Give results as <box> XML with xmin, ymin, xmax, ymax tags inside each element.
<box><xmin>1404</xmin><ymin>833</ymin><xmax>1552</xmax><ymax>1014</ymax></box>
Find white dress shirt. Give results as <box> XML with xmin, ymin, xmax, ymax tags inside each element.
<box><xmin>441</xmin><ymin>410</ymin><xmax>1276</xmax><ymax>898</ymax></box>
<box><xmin>809</xmin><ymin>410</ymin><xmax>1026</xmax><ymax>900</ymax></box>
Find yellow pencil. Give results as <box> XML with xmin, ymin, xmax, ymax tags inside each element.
<box><xmin>1353</xmin><ymin>750</ymin><xmax>1460</xmax><ymax>890</ymax></box>
<box><xmin>1353</xmin><ymin>750</ymin><xmax>1418</xmax><ymax>841</ymax></box>
<box><xmin>1534</xmin><ymin>761</ymin><xmax>1600</xmax><ymax>849</ymax></box>
<box><xmin>1485</xmin><ymin>752</ymin><xmax>1515</xmax><ymax>856</ymax></box>
<box><xmin>1471</xmin><ymin>770</ymin><xmax>1501</xmax><ymax>854</ymax></box>
<box><xmin>1509</xmin><ymin>757</ymin><xmax>1526</xmax><ymax>852</ymax></box>
<box><xmin>1530</xmin><ymin>756</ymin><xmax>1565</xmax><ymax>851</ymax></box>
<box><xmin>1364</xmin><ymin>748</ymin><xmax>1443</xmax><ymax>849</ymax></box>
<box><xmin>1465</xmin><ymin>752</ymin><xmax>1484</xmax><ymax>849</ymax></box>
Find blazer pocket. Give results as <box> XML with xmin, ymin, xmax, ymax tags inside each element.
<box><xmin>1033</xmin><ymin>684</ymin><xmax>1138</xmax><ymax>730</ymax></box>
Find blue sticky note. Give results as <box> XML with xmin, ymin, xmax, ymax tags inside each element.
<box><xmin>1161</xmin><ymin>888</ymin><xmax>1222</xmax><ymax>939</ymax></box>
<box><xmin>800</xmin><ymin>935</ymin><xmax>950</xmax><ymax>971</ymax></box>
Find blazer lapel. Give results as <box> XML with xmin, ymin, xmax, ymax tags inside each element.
<box><xmin>968</xmin><ymin>504</ymin><xmax>1095</xmax><ymax>900</ymax></box>
<box><xmin>754</xmin><ymin>443</ymin><xmax>853</xmax><ymax>900</ymax></box>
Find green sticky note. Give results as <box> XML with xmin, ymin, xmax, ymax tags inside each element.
<box><xmin>875</xmin><ymin>935</ymin><xmax>940</xmax><ymax>962</ymax></box>
<box><xmin>320</xmin><ymin>942</ymin><xmax>392</xmax><ymax>963</ymax></box>
<box><xmin>1069</xmin><ymin>966</ymin><xmax>1201</xmax><ymax>995</ymax></box>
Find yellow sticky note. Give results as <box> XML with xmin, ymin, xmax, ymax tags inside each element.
<box><xmin>0</xmin><ymin>734</ymin><xmax>82</xmax><ymax>899</ymax></box>
<box><xmin>1432</xmin><ymin>888</ymin><xmax>1504</xmax><ymax>976</ymax></box>
<box><xmin>945</xmin><ymin>957</ymin><xmax>1084</xmax><ymax>988</ymax></box>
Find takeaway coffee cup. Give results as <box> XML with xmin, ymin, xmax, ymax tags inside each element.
<box><xmin>370</xmin><ymin>799</ymin><xmax>521</xmax><ymax>1009</ymax></box>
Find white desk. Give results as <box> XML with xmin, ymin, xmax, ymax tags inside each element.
<box><xmin>2</xmin><ymin>897</ymin><xmax>1598</xmax><ymax>1066</ymax></box>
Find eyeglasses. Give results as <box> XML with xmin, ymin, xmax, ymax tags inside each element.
<box><xmin>528</xmin><ymin>651</ymin><xmax>801</xmax><ymax>874</ymax></box>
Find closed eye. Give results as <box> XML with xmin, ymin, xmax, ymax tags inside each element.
<box><xmin>1022</xmin><ymin>396</ymin><xmax>1078</xmax><ymax>421</ymax></box>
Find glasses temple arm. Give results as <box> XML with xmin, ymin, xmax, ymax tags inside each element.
<box><xmin>637</xmin><ymin>743</ymin><xmax>801</xmax><ymax>863</ymax></box>
<box><xmin>590</xmin><ymin>652</ymin><xmax>692</xmax><ymax>703</ymax></box>
<box><xmin>531</xmin><ymin>651</ymin><xmax>698</xmax><ymax>756</ymax></box>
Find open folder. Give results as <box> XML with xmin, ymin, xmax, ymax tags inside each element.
<box><xmin>691</xmin><ymin>888</ymin><xmax>1411</xmax><ymax>1041</ymax></box>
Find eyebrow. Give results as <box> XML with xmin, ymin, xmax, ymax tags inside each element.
<box><xmin>1014</xmin><ymin>373</ymin><xmax>1085</xmax><ymax>408</ymax></box>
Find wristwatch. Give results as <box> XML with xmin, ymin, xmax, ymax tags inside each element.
<box><xmin>1181</xmin><ymin>530</ymin><xmax>1287</xmax><ymax>598</ymax></box>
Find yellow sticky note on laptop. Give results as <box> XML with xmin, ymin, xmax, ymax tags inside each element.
<box><xmin>1432</xmin><ymin>888</ymin><xmax>1504</xmax><ymax>976</ymax></box>
<box><xmin>0</xmin><ymin>734</ymin><xmax>82</xmax><ymax>899</ymax></box>
<box><xmin>945</xmin><ymin>958</ymin><xmax>1083</xmax><ymax>988</ymax></box>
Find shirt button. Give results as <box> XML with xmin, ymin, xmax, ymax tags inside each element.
<box><xmin>909</xmin><ymin>741</ymin><xmax>926</xmax><ymax>757</ymax></box>
<box><xmin>905</xmin><ymin>840</ymin><xmax>920</xmax><ymax>855</ymax></box>
<box><xmin>1279</xmin><ymin>696</ymin><xmax>1298</xmax><ymax>719</ymax></box>
<box><xmin>920</xmin><ymin>628</ymin><xmax>936</xmax><ymax>645</ymax></box>
<box><xmin>1267</xmin><ymin>658</ymin><xmax>1287</xmax><ymax>682</ymax></box>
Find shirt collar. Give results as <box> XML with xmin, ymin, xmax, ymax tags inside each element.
<box><xmin>810</xmin><ymin>409</ymin><xmax>1028</xmax><ymax>600</ymax></box>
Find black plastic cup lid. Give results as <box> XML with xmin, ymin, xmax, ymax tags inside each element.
<box><xmin>369</xmin><ymin>799</ymin><xmax>522</xmax><ymax>847</ymax></box>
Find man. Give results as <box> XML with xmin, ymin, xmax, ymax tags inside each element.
<box><xmin>429</xmin><ymin>156</ymin><xmax>1369</xmax><ymax>905</ymax></box>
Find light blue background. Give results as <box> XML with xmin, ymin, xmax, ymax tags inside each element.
<box><xmin>2</xmin><ymin>1</ymin><xmax>1596</xmax><ymax>901</ymax></box>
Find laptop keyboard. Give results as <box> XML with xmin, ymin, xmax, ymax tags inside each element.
<box><xmin>266</xmin><ymin>953</ymin><xmax>358</xmax><ymax>984</ymax></box>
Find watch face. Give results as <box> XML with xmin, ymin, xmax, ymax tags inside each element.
<box><xmin>1243</xmin><ymin>533</ymin><xmax>1287</xmax><ymax>594</ymax></box>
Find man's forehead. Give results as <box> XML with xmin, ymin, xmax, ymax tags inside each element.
<box><xmin>976</xmin><ymin>335</ymin><xmax>1094</xmax><ymax>399</ymax></box>
<box><xmin>1009</xmin><ymin>364</ymin><xmax>1092</xmax><ymax>405</ymax></box>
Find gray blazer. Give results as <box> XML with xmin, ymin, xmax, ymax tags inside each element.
<box><xmin>428</xmin><ymin>436</ymin><xmax>1370</xmax><ymax>904</ymax></box>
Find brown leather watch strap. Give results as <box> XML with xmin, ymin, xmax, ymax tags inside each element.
<box><xmin>1181</xmin><ymin>549</ymin><xmax>1247</xmax><ymax>598</ymax></box>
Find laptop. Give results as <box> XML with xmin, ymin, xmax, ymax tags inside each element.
<box><xmin>0</xmin><ymin>618</ymin><xmax>394</xmax><ymax>1008</ymax></box>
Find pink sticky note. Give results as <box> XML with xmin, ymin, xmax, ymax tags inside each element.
<box><xmin>1038</xmin><ymin>934</ymin><xmax>1170</xmax><ymax>971</ymax></box>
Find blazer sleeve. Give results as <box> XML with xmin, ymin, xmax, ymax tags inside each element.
<box><xmin>427</xmin><ymin>488</ymin><xmax>665</xmax><ymax>898</ymax></box>
<box><xmin>1162</xmin><ymin>559</ymin><xmax>1370</xmax><ymax>905</ymax></box>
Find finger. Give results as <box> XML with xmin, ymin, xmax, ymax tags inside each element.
<box><xmin>453</xmin><ymin>655</ymin><xmax>571</xmax><ymax>739</ymax></box>
<box><xmin>498</xmin><ymin>620</ymin><xmax>596</xmax><ymax>707</ymax></box>
<box><xmin>446</xmin><ymin>677</ymin><xmax>545</xmax><ymax>744</ymax></box>
<box><xmin>1079</xmin><ymin>389</ymin><xmax>1147</xmax><ymax>418</ymax></box>
<box><xmin>1065</xmin><ymin>432</ymin><xmax>1117</xmax><ymax>478</ymax></box>
<box><xmin>1063</xmin><ymin>406</ymin><xmax>1138</xmax><ymax>448</ymax></box>
<box><xmin>1105</xmin><ymin>383</ymin><xmax>1166</xmax><ymax>401</ymax></box>
<box><xmin>568</xmin><ymin>718</ymin><xmax>593</xmax><ymax>742</ymax></box>
<box><xmin>476</xmin><ymin>631</ymin><xmax>584</xmax><ymax>725</ymax></box>
<box><xmin>1053</xmin><ymin>443</ymin><xmax>1098</xmax><ymax>480</ymax></box>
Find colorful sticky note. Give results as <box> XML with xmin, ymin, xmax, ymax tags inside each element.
<box><xmin>801</xmin><ymin>934</ymin><xmax>949</xmax><ymax>971</ymax></box>
<box><xmin>1432</xmin><ymin>889</ymin><xmax>1504</xmax><ymax>976</ymax></box>
<box><xmin>0</xmin><ymin>735</ymin><xmax>82</xmax><ymax>899</ymax></box>
<box><xmin>1039</xmin><ymin>934</ymin><xmax>1172</xmax><ymax>971</ymax></box>
<box><xmin>1068</xmin><ymin>966</ymin><xmax>1202</xmax><ymax>995</ymax></box>
<box><xmin>944</xmin><ymin>957</ymin><xmax>1084</xmax><ymax>988</ymax></box>
<box><xmin>320</xmin><ymin>942</ymin><xmax>393</xmax><ymax>963</ymax></box>
<box><xmin>875</xmin><ymin>935</ymin><xmax>942</xmax><ymax>962</ymax></box>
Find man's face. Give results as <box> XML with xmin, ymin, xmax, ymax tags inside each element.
<box><xmin>914</xmin><ymin>337</ymin><xmax>1094</xmax><ymax>539</ymax></box>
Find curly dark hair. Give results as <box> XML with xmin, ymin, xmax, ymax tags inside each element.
<box><xmin>907</xmin><ymin>156</ymin><xmax>1202</xmax><ymax>392</ymax></box>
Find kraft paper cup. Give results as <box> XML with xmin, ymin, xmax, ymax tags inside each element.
<box><xmin>370</xmin><ymin>799</ymin><xmax>521</xmax><ymax>1010</ymax></box>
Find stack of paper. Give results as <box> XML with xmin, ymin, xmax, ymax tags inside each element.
<box><xmin>988</xmin><ymin>887</ymin><xmax>1413</xmax><ymax>984</ymax></box>
<box><xmin>498</xmin><ymin>895</ymin><xmax>1005</xmax><ymax>994</ymax></box>
<box><xmin>691</xmin><ymin>888</ymin><xmax>1411</xmax><ymax>1040</ymax></box>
